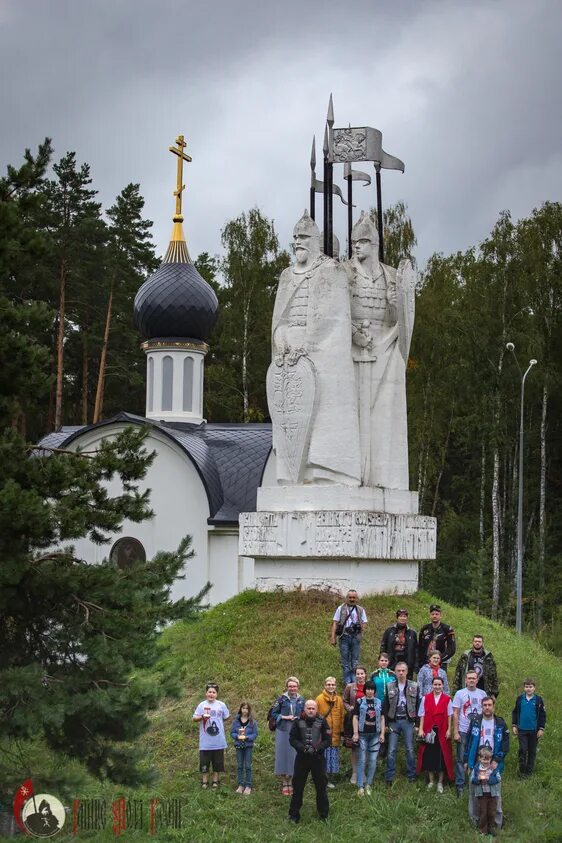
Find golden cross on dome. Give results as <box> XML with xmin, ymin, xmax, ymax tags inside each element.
<box><xmin>169</xmin><ymin>134</ymin><xmax>192</xmax><ymax>220</ymax></box>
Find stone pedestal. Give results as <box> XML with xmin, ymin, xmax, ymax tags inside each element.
<box><xmin>239</xmin><ymin>484</ymin><xmax>437</xmax><ymax>596</ymax></box>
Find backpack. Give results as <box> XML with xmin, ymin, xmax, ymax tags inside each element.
<box><xmin>267</xmin><ymin>696</ymin><xmax>283</xmax><ymax>732</ymax></box>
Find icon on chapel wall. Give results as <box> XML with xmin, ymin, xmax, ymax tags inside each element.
<box><xmin>109</xmin><ymin>537</ymin><xmax>146</xmax><ymax>570</ymax></box>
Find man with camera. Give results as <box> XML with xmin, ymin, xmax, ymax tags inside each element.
<box><xmin>330</xmin><ymin>590</ymin><xmax>368</xmax><ymax>686</ymax></box>
<box><xmin>288</xmin><ymin>699</ymin><xmax>332</xmax><ymax>824</ymax></box>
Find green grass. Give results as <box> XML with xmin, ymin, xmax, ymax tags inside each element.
<box><xmin>56</xmin><ymin>590</ymin><xmax>562</xmax><ymax>842</ymax></box>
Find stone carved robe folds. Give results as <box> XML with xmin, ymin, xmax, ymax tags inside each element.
<box><xmin>345</xmin><ymin>257</ymin><xmax>415</xmax><ymax>489</ymax></box>
<box><xmin>269</xmin><ymin>256</ymin><xmax>361</xmax><ymax>485</ymax></box>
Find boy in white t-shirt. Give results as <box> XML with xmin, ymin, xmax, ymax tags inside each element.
<box><xmin>193</xmin><ymin>682</ymin><xmax>230</xmax><ymax>789</ymax></box>
<box><xmin>452</xmin><ymin>669</ymin><xmax>486</xmax><ymax>796</ymax></box>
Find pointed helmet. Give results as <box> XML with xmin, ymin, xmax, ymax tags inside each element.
<box><xmin>293</xmin><ymin>209</ymin><xmax>320</xmax><ymax>239</ymax></box>
<box><xmin>351</xmin><ymin>211</ymin><xmax>378</xmax><ymax>244</ymax></box>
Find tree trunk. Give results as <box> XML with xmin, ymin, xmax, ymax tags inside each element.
<box><xmin>509</xmin><ymin>443</ymin><xmax>518</xmax><ymax>586</ymax></box>
<box><xmin>93</xmin><ymin>286</ymin><xmax>113</xmax><ymax>424</ymax></box>
<box><xmin>417</xmin><ymin>373</ymin><xmax>432</xmax><ymax>513</ymax></box>
<box><xmin>81</xmin><ymin>336</ymin><xmax>89</xmax><ymax>425</ymax></box>
<box><xmin>241</xmin><ymin>302</ymin><xmax>250</xmax><ymax>422</ymax></box>
<box><xmin>537</xmin><ymin>383</ymin><xmax>548</xmax><ymax>625</ymax></box>
<box><xmin>491</xmin><ymin>446</ymin><xmax>501</xmax><ymax>620</ymax></box>
<box><xmin>431</xmin><ymin>404</ymin><xmax>454</xmax><ymax>518</ymax></box>
<box><xmin>490</xmin><ymin>261</ymin><xmax>508</xmax><ymax>621</ymax></box>
<box><xmin>54</xmin><ymin>260</ymin><xmax>66</xmax><ymax>429</ymax></box>
<box><xmin>479</xmin><ymin>443</ymin><xmax>486</xmax><ymax>547</ymax></box>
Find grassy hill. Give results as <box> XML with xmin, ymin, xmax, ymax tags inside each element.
<box><xmin>71</xmin><ymin>590</ymin><xmax>561</xmax><ymax>842</ymax></box>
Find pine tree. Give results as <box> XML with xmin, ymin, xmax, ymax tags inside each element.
<box><xmin>0</xmin><ymin>139</ymin><xmax>54</xmax><ymax>439</ymax></box>
<box><xmin>92</xmin><ymin>183</ymin><xmax>158</xmax><ymax>421</ymax></box>
<box><xmin>39</xmin><ymin>152</ymin><xmax>107</xmax><ymax>430</ymax></box>
<box><xmin>0</xmin><ymin>144</ymin><xmax>209</xmax><ymax>798</ymax></box>
<box><xmin>207</xmin><ymin>209</ymin><xmax>290</xmax><ymax>422</ymax></box>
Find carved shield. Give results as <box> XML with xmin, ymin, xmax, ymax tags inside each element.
<box><xmin>267</xmin><ymin>355</ymin><xmax>317</xmax><ymax>483</ymax></box>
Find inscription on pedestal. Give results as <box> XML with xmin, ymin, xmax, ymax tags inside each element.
<box><xmin>239</xmin><ymin>510</ymin><xmax>436</xmax><ymax>560</ymax></box>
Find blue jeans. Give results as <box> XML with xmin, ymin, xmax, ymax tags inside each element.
<box><xmin>385</xmin><ymin>719</ymin><xmax>416</xmax><ymax>781</ymax></box>
<box><xmin>455</xmin><ymin>731</ymin><xmax>469</xmax><ymax>789</ymax></box>
<box><xmin>339</xmin><ymin>634</ymin><xmax>361</xmax><ymax>686</ymax></box>
<box><xmin>236</xmin><ymin>746</ymin><xmax>253</xmax><ymax>787</ymax></box>
<box><xmin>357</xmin><ymin>733</ymin><xmax>380</xmax><ymax>787</ymax></box>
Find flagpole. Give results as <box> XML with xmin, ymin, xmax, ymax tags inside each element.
<box><xmin>375</xmin><ymin>163</ymin><xmax>384</xmax><ymax>263</ymax></box>
<box><xmin>326</xmin><ymin>95</ymin><xmax>334</xmax><ymax>258</ymax></box>
<box><xmin>327</xmin><ymin>157</ymin><xmax>333</xmax><ymax>257</ymax></box>
<box><xmin>310</xmin><ymin>136</ymin><xmax>316</xmax><ymax>221</ymax></box>
<box><xmin>344</xmin><ymin>163</ymin><xmax>353</xmax><ymax>259</ymax></box>
<box><xmin>323</xmin><ymin>126</ymin><xmax>329</xmax><ymax>256</ymax></box>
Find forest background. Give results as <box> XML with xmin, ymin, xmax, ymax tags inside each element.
<box><xmin>2</xmin><ymin>139</ymin><xmax>561</xmax><ymax>651</ymax></box>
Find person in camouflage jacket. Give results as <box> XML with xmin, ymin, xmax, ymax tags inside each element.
<box><xmin>453</xmin><ymin>635</ymin><xmax>499</xmax><ymax>698</ymax></box>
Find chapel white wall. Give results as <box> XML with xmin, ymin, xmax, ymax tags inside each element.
<box><xmin>208</xmin><ymin>529</ymin><xmax>254</xmax><ymax>605</ymax></box>
<box><xmin>67</xmin><ymin>425</ymin><xmax>211</xmax><ymax>603</ymax></box>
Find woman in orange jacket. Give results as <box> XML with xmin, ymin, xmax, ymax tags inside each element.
<box><xmin>316</xmin><ymin>676</ymin><xmax>345</xmax><ymax>788</ymax></box>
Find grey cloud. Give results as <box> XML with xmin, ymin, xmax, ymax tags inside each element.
<box><xmin>1</xmin><ymin>0</ymin><xmax>561</xmax><ymax>268</ymax></box>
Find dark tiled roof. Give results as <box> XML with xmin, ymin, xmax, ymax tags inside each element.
<box><xmin>36</xmin><ymin>413</ymin><xmax>272</xmax><ymax>525</ymax></box>
<box><xmin>32</xmin><ymin>426</ymin><xmax>83</xmax><ymax>456</ymax></box>
<box><xmin>134</xmin><ymin>262</ymin><xmax>219</xmax><ymax>342</ymax></box>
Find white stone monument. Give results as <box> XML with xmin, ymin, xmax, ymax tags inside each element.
<box><xmin>239</xmin><ymin>210</ymin><xmax>436</xmax><ymax>595</ymax></box>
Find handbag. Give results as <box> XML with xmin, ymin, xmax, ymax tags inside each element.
<box><xmin>342</xmin><ymin>711</ymin><xmax>355</xmax><ymax>748</ymax></box>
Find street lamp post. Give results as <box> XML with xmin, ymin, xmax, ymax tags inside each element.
<box><xmin>506</xmin><ymin>342</ymin><xmax>537</xmax><ymax>634</ymax></box>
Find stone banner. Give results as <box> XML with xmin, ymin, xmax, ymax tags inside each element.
<box><xmin>239</xmin><ymin>510</ymin><xmax>436</xmax><ymax>561</ymax></box>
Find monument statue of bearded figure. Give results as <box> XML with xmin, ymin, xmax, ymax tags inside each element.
<box><xmin>267</xmin><ymin>210</ymin><xmax>360</xmax><ymax>486</ymax></box>
<box><xmin>344</xmin><ymin>211</ymin><xmax>416</xmax><ymax>489</ymax></box>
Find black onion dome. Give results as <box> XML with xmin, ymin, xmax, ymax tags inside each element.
<box><xmin>134</xmin><ymin>261</ymin><xmax>219</xmax><ymax>342</ymax></box>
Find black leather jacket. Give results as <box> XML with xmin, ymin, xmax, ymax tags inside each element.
<box><xmin>381</xmin><ymin>624</ymin><xmax>418</xmax><ymax>676</ymax></box>
<box><xmin>289</xmin><ymin>715</ymin><xmax>331</xmax><ymax>755</ymax></box>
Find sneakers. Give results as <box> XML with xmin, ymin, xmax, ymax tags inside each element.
<box><xmin>243</xmin><ymin>787</ymin><xmax>252</xmax><ymax>796</ymax></box>
<box><xmin>437</xmin><ymin>783</ymin><xmax>444</xmax><ymax>794</ymax></box>
<box><xmin>282</xmin><ymin>785</ymin><xmax>290</xmax><ymax>796</ymax></box>
<box><xmin>365</xmin><ymin>785</ymin><xmax>372</xmax><ymax>796</ymax></box>
<box><xmin>357</xmin><ymin>787</ymin><xmax>365</xmax><ymax>797</ymax></box>
<box><xmin>235</xmin><ymin>785</ymin><xmax>244</xmax><ymax>794</ymax></box>
<box><xmin>350</xmin><ymin>775</ymin><xmax>357</xmax><ymax>785</ymax></box>
<box><xmin>456</xmin><ymin>787</ymin><xmax>464</xmax><ymax>798</ymax></box>
<box><xmin>427</xmin><ymin>781</ymin><xmax>434</xmax><ymax>790</ymax></box>
<box><xmin>327</xmin><ymin>782</ymin><xmax>336</xmax><ymax>789</ymax></box>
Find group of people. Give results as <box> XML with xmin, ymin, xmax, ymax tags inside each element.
<box><xmin>192</xmin><ymin>592</ymin><xmax>546</xmax><ymax>837</ymax></box>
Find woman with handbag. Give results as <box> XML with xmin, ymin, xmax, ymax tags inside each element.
<box><xmin>270</xmin><ymin>676</ymin><xmax>305</xmax><ymax>795</ymax></box>
<box><xmin>315</xmin><ymin>676</ymin><xmax>345</xmax><ymax>788</ymax></box>
<box><xmin>343</xmin><ymin>665</ymin><xmax>367</xmax><ymax>785</ymax></box>
<box><xmin>417</xmin><ymin>676</ymin><xmax>454</xmax><ymax>792</ymax></box>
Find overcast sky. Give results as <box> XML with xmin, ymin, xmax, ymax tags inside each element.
<box><xmin>2</xmin><ymin>0</ymin><xmax>561</xmax><ymax>268</ymax></box>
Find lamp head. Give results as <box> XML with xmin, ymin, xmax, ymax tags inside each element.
<box><xmin>530</xmin><ymin>358</ymin><xmax>537</xmax><ymax>366</ymax></box>
<box><xmin>506</xmin><ymin>342</ymin><xmax>515</xmax><ymax>351</ymax></box>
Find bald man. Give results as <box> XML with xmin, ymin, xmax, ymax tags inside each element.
<box><xmin>288</xmin><ymin>700</ymin><xmax>331</xmax><ymax>823</ymax></box>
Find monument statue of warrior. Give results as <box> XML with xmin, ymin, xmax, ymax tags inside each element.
<box><xmin>267</xmin><ymin>210</ymin><xmax>360</xmax><ymax>486</ymax></box>
<box><xmin>344</xmin><ymin>211</ymin><xmax>416</xmax><ymax>489</ymax></box>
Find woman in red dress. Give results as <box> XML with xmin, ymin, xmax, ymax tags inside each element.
<box><xmin>417</xmin><ymin>676</ymin><xmax>454</xmax><ymax>792</ymax></box>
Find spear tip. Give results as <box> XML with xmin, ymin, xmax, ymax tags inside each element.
<box><xmin>327</xmin><ymin>93</ymin><xmax>334</xmax><ymax>126</ymax></box>
<box><xmin>310</xmin><ymin>135</ymin><xmax>316</xmax><ymax>170</ymax></box>
<box><xmin>323</xmin><ymin>123</ymin><xmax>329</xmax><ymax>155</ymax></box>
